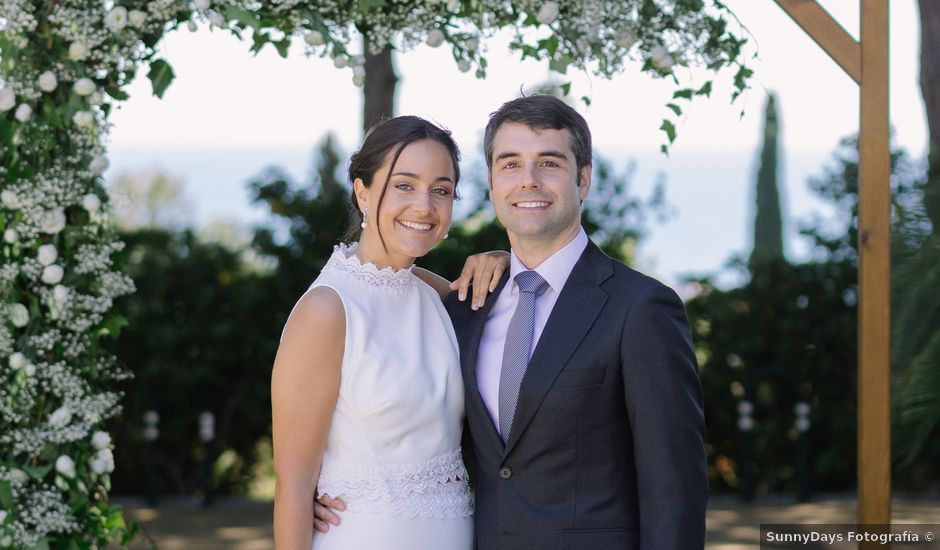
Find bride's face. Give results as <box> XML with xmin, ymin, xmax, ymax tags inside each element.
<box><xmin>355</xmin><ymin>139</ymin><xmax>457</xmax><ymax>268</ymax></box>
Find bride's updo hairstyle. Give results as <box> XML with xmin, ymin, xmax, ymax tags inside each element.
<box><xmin>346</xmin><ymin>116</ymin><xmax>461</xmax><ymax>249</ymax></box>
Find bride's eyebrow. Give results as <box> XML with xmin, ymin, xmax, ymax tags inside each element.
<box><xmin>391</xmin><ymin>171</ymin><xmax>454</xmax><ymax>184</ymax></box>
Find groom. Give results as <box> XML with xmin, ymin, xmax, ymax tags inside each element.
<box><xmin>445</xmin><ymin>94</ymin><xmax>707</xmax><ymax>550</ymax></box>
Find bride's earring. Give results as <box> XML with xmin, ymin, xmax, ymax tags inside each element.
<box><xmin>443</xmin><ymin>232</ymin><xmax>449</xmax><ymax>239</ymax></box>
<box><xmin>361</xmin><ymin>207</ymin><xmax>368</xmax><ymax>229</ymax></box>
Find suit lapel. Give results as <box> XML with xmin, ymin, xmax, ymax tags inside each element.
<box><xmin>503</xmin><ymin>242</ymin><xmax>612</xmax><ymax>456</ymax></box>
<box><xmin>461</xmin><ymin>272</ymin><xmax>509</xmax><ymax>446</ymax></box>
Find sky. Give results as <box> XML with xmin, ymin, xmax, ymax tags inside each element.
<box><xmin>105</xmin><ymin>0</ymin><xmax>927</xmax><ymax>287</ymax></box>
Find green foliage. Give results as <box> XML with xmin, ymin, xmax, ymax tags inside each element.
<box><xmin>146</xmin><ymin>60</ymin><xmax>175</xmax><ymax>99</ymax></box>
<box><xmin>687</xmin><ymin>257</ymin><xmax>858</xmax><ymax>494</ymax></box>
<box><xmin>891</xmin><ymin>150</ymin><xmax>940</xmax><ymax>484</ymax></box>
<box><xmin>688</xmin><ymin>133</ymin><xmax>940</xmax><ymax>495</ymax></box>
<box><xmin>107</xmin><ymin>228</ymin><xmax>278</xmax><ymax>495</ymax></box>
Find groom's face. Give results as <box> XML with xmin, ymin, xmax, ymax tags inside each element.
<box><xmin>488</xmin><ymin>122</ymin><xmax>591</xmax><ymax>249</ymax></box>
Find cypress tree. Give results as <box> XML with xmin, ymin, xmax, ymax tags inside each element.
<box><xmin>750</xmin><ymin>92</ymin><xmax>786</xmax><ymax>267</ymax></box>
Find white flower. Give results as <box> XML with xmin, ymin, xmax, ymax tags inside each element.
<box><xmin>14</xmin><ymin>103</ymin><xmax>31</xmax><ymax>122</ymax></box>
<box><xmin>38</xmin><ymin>244</ymin><xmax>58</xmax><ymax>266</ymax></box>
<box><xmin>90</xmin><ymin>457</ymin><xmax>107</xmax><ymax>474</ymax></box>
<box><xmin>69</xmin><ymin>41</ymin><xmax>90</xmax><ymax>61</ymax></box>
<box><xmin>38</xmin><ymin>71</ymin><xmax>58</xmax><ymax>92</ymax></box>
<box><xmin>73</xmin><ymin>111</ymin><xmax>95</xmax><ymax>128</ymax></box>
<box><xmin>50</xmin><ymin>406</ymin><xmax>73</xmax><ymax>427</ymax></box>
<box><xmin>105</xmin><ymin>6</ymin><xmax>128</xmax><ymax>32</ymax></box>
<box><xmin>426</xmin><ymin>29</ymin><xmax>445</xmax><ymax>48</ymax></box>
<box><xmin>304</xmin><ymin>30</ymin><xmax>324</xmax><ymax>46</ymax></box>
<box><xmin>352</xmin><ymin>55</ymin><xmax>366</xmax><ymax>66</ymax></box>
<box><xmin>9</xmin><ymin>352</ymin><xmax>27</xmax><ymax>369</ymax></box>
<box><xmin>83</xmin><ymin>193</ymin><xmax>102</xmax><ymax>213</ymax></box>
<box><xmin>42</xmin><ymin>265</ymin><xmax>64</xmax><ymax>285</ymax></box>
<box><xmin>457</xmin><ymin>59</ymin><xmax>471</xmax><ymax>73</ymax></box>
<box><xmin>10</xmin><ymin>304</ymin><xmax>29</xmax><ymax>328</ymax></box>
<box><xmin>352</xmin><ymin>65</ymin><xmax>366</xmax><ymax>79</ymax></box>
<box><xmin>465</xmin><ymin>37</ymin><xmax>479</xmax><ymax>51</ymax></box>
<box><xmin>3</xmin><ymin>229</ymin><xmax>16</xmax><ymax>243</ymax></box>
<box><xmin>615</xmin><ymin>30</ymin><xmax>638</xmax><ymax>50</ymax></box>
<box><xmin>8</xmin><ymin>469</ymin><xmax>27</xmax><ymax>484</ymax></box>
<box><xmin>73</xmin><ymin>78</ymin><xmax>96</xmax><ymax>96</ymax></box>
<box><xmin>188</xmin><ymin>20</ymin><xmax>198</xmax><ymax>32</ymax></box>
<box><xmin>194</xmin><ymin>0</ymin><xmax>210</xmax><ymax>9</ymax></box>
<box><xmin>536</xmin><ymin>1</ymin><xmax>560</xmax><ymax>24</ymax></box>
<box><xmin>90</xmin><ymin>154</ymin><xmax>109</xmax><ymax>174</ymax></box>
<box><xmin>55</xmin><ymin>455</ymin><xmax>76</xmax><ymax>478</ymax></box>
<box><xmin>209</xmin><ymin>12</ymin><xmax>225</xmax><ymax>27</ymax></box>
<box><xmin>42</xmin><ymin>209</ymin><xmax>67</xmax><ymax>234</ymax></box>
<box><xmin>25</xmin><ymin>364</ymin><xmax>35</xmax><ymax>376</ymax></box>
<box><xmin>129</xmin><ymin>9</ymin><xmax>147</xmax><ymax>28</ymax></box>
<box><xmin>91</xmin><ymin>448</ymin><xmax>115</xmax><ymax>474</ymax></box>
<box><xmin>0</xmin><ymin>87</ymin><xmax>15</xmax><ymax>112</ymax></box>
<box><xmin>92</xmin><ymin>431</ymin><xmax>112</xmax><ymax>450</ymax></box>
<box><xmin>1</xmin><ymin>190</ymin><xmax>19</xmax><ymax>208</ymax></box>
<box><xmin>89</xmin><ymin>91</ymin><xmax>103</xmax><ymax>105</ymax></box>
<box><xmin>54</xmin><ymin>284</ymin><xmax>70</xmax><ymax>304</ymax></box>
<box><xmin>650</xmin><ymin>45</ymin><xmax>674</xmax><ymax>70</ymax></box>
<box><xmin>352</xmin><ymin>75</ymin><xmax>364</xmax><ymax>88</ymax></box>
<box><xmin>332</xmin><ymin>54</ymin><xmax>347</xmax><ymax>68</ymax></box>
<box><xmin>0</xmin><ymin>510</ymin><xmax>6</xmax><ymax>523</ymax></box>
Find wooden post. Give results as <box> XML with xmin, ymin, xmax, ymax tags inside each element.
<box><xmin>857</xmin><ymin>0</ymin><xmax>891</xmax><ymax>533</ymax></box>
<box><xmin>771</xmin><ymin>1</ymin><xmax>892</xmax><ymax>540</ymax></box>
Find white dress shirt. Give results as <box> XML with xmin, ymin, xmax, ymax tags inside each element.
<box><xmin>476</xmin><ymin>228</ymin><xmax>589</xmax><ymax>430</ymax></box>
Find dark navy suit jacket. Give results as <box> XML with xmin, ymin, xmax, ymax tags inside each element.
<box><xmin>445</xmin><ymin>240</ymin><xmax>707</xmax><ymax>550</ymax></box>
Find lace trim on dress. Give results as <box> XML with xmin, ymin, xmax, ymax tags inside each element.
<box><xmin>317</xmin><ymin>449</ymin><xmax>473</xmax><ymax>518</ymax></box>
<box><xmin>321</xmin><ymin>242</ymin><xmax>415</xmax><ymax>294</ymax></box>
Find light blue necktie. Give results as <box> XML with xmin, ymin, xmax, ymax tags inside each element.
<box><xmin>498</xmin><ymin>270</ymin><xmax>549</xmax><ymax>442</ymax></box>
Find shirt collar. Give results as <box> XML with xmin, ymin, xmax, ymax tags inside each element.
<box><xmin>508</xmin><ymin>227</ymin><xmax>589</xmax><ymax>294</ymax></box>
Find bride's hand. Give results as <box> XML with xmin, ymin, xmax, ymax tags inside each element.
<box><xmin>313</xmin><ymin>494</ymin><xmax>346</xmax><ymax>533</ymax></box>
<box><xmin>450</xmin><ymin>250</ymin><xmax>510</xmax><ymax>310</ymax></box>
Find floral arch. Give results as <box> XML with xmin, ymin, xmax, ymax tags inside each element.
<box><xmin>0</xmin><ymin>1</ymin><xmax>748</xmax><ymax>546</ymax></box>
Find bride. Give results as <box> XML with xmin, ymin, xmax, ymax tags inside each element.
<box><xmin>271</xmin><ymin>116</ymin><xmax>505</xmax><ymax>549</ymax></box>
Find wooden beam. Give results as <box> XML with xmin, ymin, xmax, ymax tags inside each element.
<box><xmin>857</xmin><ymin>0</ymin><xmax>891</xmax><ymax>541</ymax></box>
<box><xmin>773</xmin><ymin>0</ymin><xmax>862</xmax><ymax>83</ymax></box>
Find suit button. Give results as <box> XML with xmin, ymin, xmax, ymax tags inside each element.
<box><xmin>499</xmin><ymin>467</ymin><xmax>512</xmax><ymax>480</ymax></box>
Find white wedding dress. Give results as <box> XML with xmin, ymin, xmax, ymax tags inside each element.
<box><xmin>305</xmin><ymin>243</ymin><xmax>473</xmax><ymax>550</ymax></box>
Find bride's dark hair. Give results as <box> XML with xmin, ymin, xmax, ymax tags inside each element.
<box><xmin>345</xmin><ymin>116</ymin><xmax>461</xmax><ymax>248</ymax></box>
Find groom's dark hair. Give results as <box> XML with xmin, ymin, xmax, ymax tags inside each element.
<box><xmin>483</xmin><ymin>94</ymin><xmax>593</xmax><ymax>182</ymax></box>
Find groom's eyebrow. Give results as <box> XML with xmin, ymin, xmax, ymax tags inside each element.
<box><xmin>539</xmin><ymin>150</ymin><xmax>568</xmax><ymax>160</ymax></box>
<box><xmin>494</xmin><ymin>150</ymin><xmax>568</xmax><ymax>162</ymax></box>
